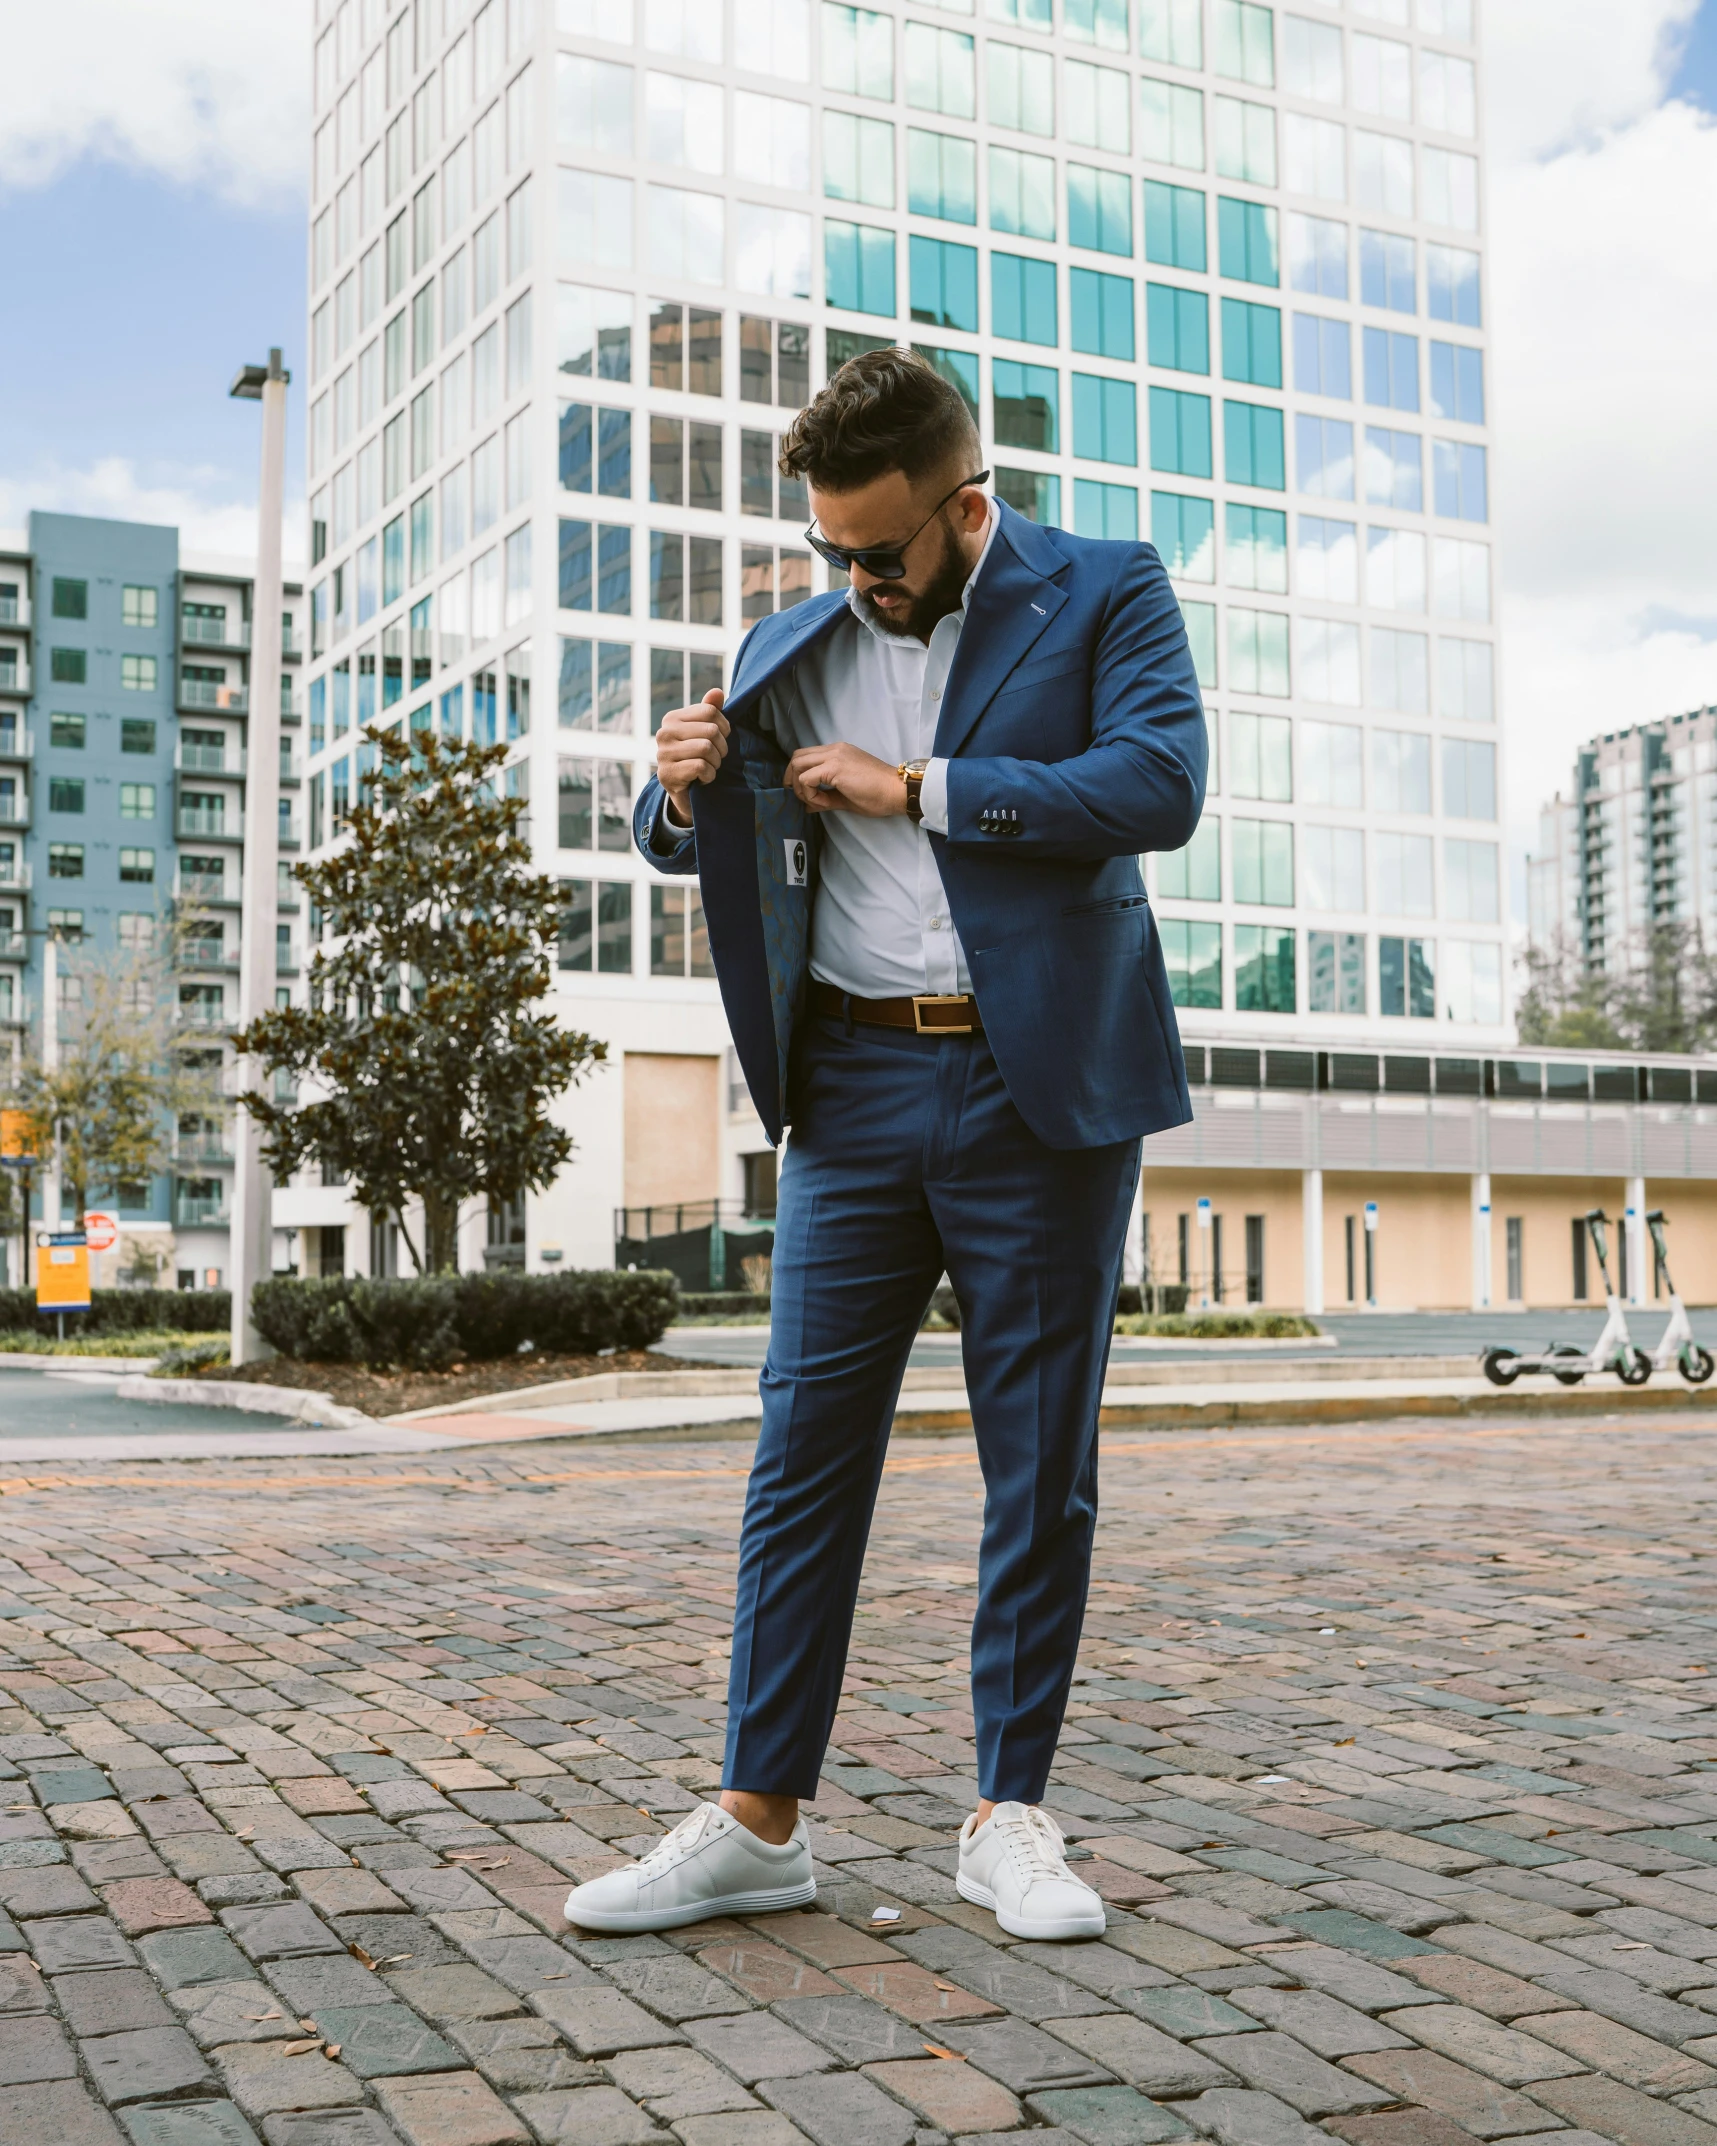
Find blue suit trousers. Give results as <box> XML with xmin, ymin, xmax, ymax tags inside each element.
<box><xmin>723</xmin><ymin>1013</ymin><xmax>1140</xmax><ymax>1804</ymax></box>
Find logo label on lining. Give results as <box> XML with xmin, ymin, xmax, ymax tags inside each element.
<box><xmin>784</xmin><ymin>838</ymin><xmax>808</xmax><ymax>887</ymax></box>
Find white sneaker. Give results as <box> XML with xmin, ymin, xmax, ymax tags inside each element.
<box><xmin>562</xmin><ymin>1801</ymin><xmax>816</xmax><ymax>1933</ymax></box>
<box><xmin>957</xmin><ymin>1802</ymin><xmax>1105</xmax><ymax>1940</ymax></box>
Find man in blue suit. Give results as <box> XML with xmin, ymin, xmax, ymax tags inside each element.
<box><xmin>566</xmin><ymin>350</ymin><xmax>1206</xmax><ymax>1942</ymax></box>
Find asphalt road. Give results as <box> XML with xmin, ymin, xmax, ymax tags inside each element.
<box><xmin>0</xmin><ymin>1367</ymin><xmax>292</xmax><ymax>1435</ymax></box>
<box><xmin>666</xmin><ymin>1304</ymin><xmax>1717</xmax><ymax>1369</ymax></box>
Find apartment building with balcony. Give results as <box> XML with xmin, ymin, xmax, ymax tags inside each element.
<box><xmin>0</xmin><ymin>511</ymin><xmax>303</xmax><ymax>1290</ymax></box>
<box><xmin>284</xmin><ymin>0</ymin><xmax>1717</xmax><ymax>1310</ymax></box>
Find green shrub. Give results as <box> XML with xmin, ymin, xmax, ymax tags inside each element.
<box><xmin>250</xmin><ymin>1269</ymin><xmax>679</xmax><ymax>1369</ymax></box>
<box><xmin>0</xmin><ymin>1288</ymin><xmax>230</xmax><ymax>1337</ymax></box>
<box><xmin>1113</xmin><ymin>1311</ymin><xmax>1322</xmax><ymax>1338</ymax></box>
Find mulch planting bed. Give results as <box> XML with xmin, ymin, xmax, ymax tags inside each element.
<box><xmin>215</xmin><ymin>1346</ymin><xmax>712</xmax><ymax>1415</ymax></box>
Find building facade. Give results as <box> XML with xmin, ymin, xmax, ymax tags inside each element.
<box><xmin>0</xmin><ymin>513</ymin><xmax>302</xmax><ymax>1290</ymax></box>
<box><xmin>292</xmin><ymin>0</ymin><xmax>1573</xmax><ymax>1308</ymax></box>
<box><xmin>1526</xmin><ymin>707</ymin><xmax>1717</xmax><ymax>981</ymax></box>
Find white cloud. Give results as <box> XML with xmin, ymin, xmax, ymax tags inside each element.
<box><xmin>0</xmin><ymin>0</ymin><xmax>313</xmax><ymax>204</ymax></box>
<box><xmin>1485</xmin><ymin>0</ymin><xmax>1717</xmax><ymax>864</ymax></box>
<box><xmin>0</xmin><ymin>457</ymin><xmax>300</xmax><ymax>570</ymax></box>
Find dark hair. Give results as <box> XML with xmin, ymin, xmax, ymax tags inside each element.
<box><xmin>779</xmin><ymin>347</ymin><xmax>981</xmax><ymax>493</ymax></box>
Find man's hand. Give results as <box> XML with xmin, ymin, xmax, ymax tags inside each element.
<box><xmin>785</xmin><ymin>742</ymin><xmax>909</xmax><ymax>818</ymax></box>
<box><xmin>657</xmin><ymin>689</ymin><xmax>730</xmax><ymax>826</ymax></box>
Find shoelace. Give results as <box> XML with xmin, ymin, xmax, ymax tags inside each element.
<box><xmin>633</xmin><ymin>1802</ymin><xmax>725</xmax><ymax>1875</ymax></box>
<box><xmin>994</xmin><ymin>1804</ymin><xmax>1073</xmax><ymax>1888</ymax></box>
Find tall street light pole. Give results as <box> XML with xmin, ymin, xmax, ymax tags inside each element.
<box><xmin>229</xmin><ymin>350</ymin><xmax>289</xmax><ymax>1365</ymax></box>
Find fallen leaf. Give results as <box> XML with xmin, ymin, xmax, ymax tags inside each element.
<box><xmin>298</xmin><ymin>2019</ymin><xmax>317</xmax><ymax>2032</ymax></box>
<box><xmin>348</xmin><ymin>1944</ymin><xmax>378</xmax><ymax>1969</ymax></box>
<box><xmin>1333</xmin><ymin>1738</ymin><xmax>1355</xmax><ymax>1747</ymax></box>
<box><xmin>324</xmin><ymin>2044</ymin><xmax>342</xmax><ymax>2060</ymax></box>
<box><xmin>922</xmin><ymin>2043</ymin><xmax>964</xmax><ymax>2060</ymax></box>
<box><xmin>376</xmin><ymin>1954</ymin><xmax>413</xmax><ymax>1966</ymax></box>
<box><xmin>282</xmin><ymin>2038</ymin><xmax>322</xmax><ymax>2057</ymax></box>
<box><xmin>242</xmin><ymin>2012</ymin><xmax>282</xmax><ymax>2023</ymax></box>
<box><xmin>933</xmin><ymin>1980</ymin><xmax>961</xmax><ymax>1993</ymax></box>
<box><xmin>1611</xmin><ymin>1942</ymin><xmax>1651</xmax><ymax>1950</ymax></box>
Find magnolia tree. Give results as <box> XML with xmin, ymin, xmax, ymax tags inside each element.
<box><xmin>234</xmin><ymin>727</ymin><xmax>604</xmax><ymax>1273</ymax></box>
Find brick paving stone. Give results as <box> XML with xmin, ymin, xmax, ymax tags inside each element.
<box><xmin>1178</xmin><ymin>2086</ymin><xmax>1330</xmax><ymax>2146</ymax></box>
<box><xmin>0</xmin><ymin>2079</ymin><xmax>125</xmax><ymax>2146</ymax></box>
<box><xmin>1124</xmin><ymin>1987</ymin><xmax>1263</xmax><ymax>2039</ymax></box>
<box><xmin>169</xmin><ymin>1979</ymin><xmax>301</xmax><ymax>2048</ymax></box>
<box><xmin>940</xmin><ymin>2017</ymin><xmax>1115</xmax><ymax>2093</ymax></box>
<box><xmin>5</xmin><ymin>1867</ymin><xmax>99</xmax><ymax>1916</ymax></box>
<box><xmin>214</xmin><ymin>2041</ymin><xmax>370</xmax><ymax>2116</ymax></box>
<box><xmin>388</xmin><ymin>1965</ymin><xmax>526</xmax><ymax>2022</ymax></box>
<box><xmin>1191</xmin><ymin>2031</ymin><xmax>1392</xmax><ymax>2115</ymax></box>
<box><xmin>1047</xmin><ymin>2014</ymin><xmax>1237</xmax><ymax>2095</ymax></box>
<box><xmin>0</xmin><ymin>2011</ymin><xmax>76</xmax><ymax>2081</ymax></box>
<box><xmin>259</xmin><ymin>2114</ymin><xmax>406</xmax><ymax>2146</ymax></box>
<box><xmin>682</xmin><ymin>2010</ymin><xmax>835</xmax><ymax>2081</ymax></box>
<box><xmin>1342</xmin><ymin>2048</ymin><xmax>1566</xmax><ymax>2136</ymax></box>
<box><xmin>446</xmin><ymin>2018</ymin><xmax>602</xmax><ymax>2094</ymax></box>
<box><xmin>1525</xmin><ymin>2005</ymin><xmax>1717</xmax><ymax>2092</ymax></box>
<box><xmin>760</xmin><ymin>2069</ymin><xmax>917</xmax><ymax>2146</ymax></box>
<box><xmin>1532</xmin><ymin>2073</ymin><xmax>1717</xmax><ymax>2146</ymax></box>
<box><xmin>310</xmin><ymin>2003</ymin><xmax>465</xmax><ymax>2078</ymax></box>
<box><xmin>27</xmin><ymin>1916</ymin><xmax>138</xmax><ymax>1972</ymax></box>
<box><xmin>508</xmin><ymin>2086</ymin><xmax>662</xmax><ymax>2144</ymax></box>
<box><xmin>695</xmin><ymin>1940</ymin><xmax>842</xmax><ymax>2003</ymax></box>
<box><xmin>223</xmin><ymin>1904</ymin><xmax>343</xmax><ymax>1961</ymax></box>
<box><xmin>1228</xmin><ymin>1988</ymin><xmax>1409</xmax><ymax>2057</ymax></box>
<box><xmin>1026</xmin><ymin>2084</ymin><xmax>1194</xmax><ymax>2143</ymax></box>
<box><xmin>1392</xmin><ymin>1953</ymin><xmax>1568</xmax><ymax>2018</ymax></box>
<box><xmin>831</xmin><ymin>1960</ymin><xmax>1003</xmax><ymax>2025</ymax></box>
<box><xmin>1528</xmin><ymin>1968</ymin><xmax>1717</xmax><ymax>2046</ymax></box>
<box><xmin>119</xmin><ymin>2104</ymin><xmax>262</xmax><ymax>2146</ymax></box>
<box><xmin>0</xmin><ymin>1958</ymin><xmax>49</xmax><ymax>2014</ymax></box>
<box><xmin>103</xmin><ymin>1878</ymin><xmax>213</xmax><ymax>1935</ymax></box>
<box><xmin>1323</xmin><ymin>2113</ymin><xmax>1488</xmax><ymax>2146</ymax></box>
<box><xmin>605</xmin><ymin>2044</ymin><xmax>759</xmax><ymax>2117</ymax></box>
<box><xmin>672</xmin><ymin>2119</ymin><xmax>806</xmax><ymax>2146</ymax></box>
<box><xmin>266</xmin><ymin>1955</ymin><xmax>400</xmax><ymax>2011</ymax></box>
<box><xmin>144</xmin><ymin>1931</ymin><xmax>255</xmax><ymax>1987</ymax></box>
<box><xmin>53</xmin><ymin>1967</ymin><xmax>176</xmax><ymax>2035</ymax></box>
<box><xmin>864</xmin><ymin>2053</ymin><xmax>1022</xmax><ymax>2132</ymax></box>
<box><xmin>525</xmin><ymin>1985</ymin><xmax>682</xmax><ymax>2056</ymax></box>
<box><xmin>371</xmin><ymin>2072</ymin><xmax>531</xmax><ymax>2146</ymax></box>
<box><xmin>773</xmin><ymin>1991</ymin><xmax>940</xmax><ymax>2065</ymax></box>
<box><xmin>83</xmin><ymin>2023</ymin><xmax>214</xmax><ymax>2104</ymax></box>
<box><xmin>598</xmin><ymin>1953</ymin><xmax>751</xmax><ymax>2021</ymax></box>
<box><xmin>1377</xmin><ymin>2003</ymin><xmax>1586</xmax><ymax>2084</ymax></box>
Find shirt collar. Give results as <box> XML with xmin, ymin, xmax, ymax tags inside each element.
<box><xmin>844</xmin><ymin>495</ymin><xmax>1001</xmax><ymax>647</ymax></box>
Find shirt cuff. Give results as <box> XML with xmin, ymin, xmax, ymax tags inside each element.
<box><xmin>919</xmin><ymin>758</ymin><xmax>950</xmax><ymax>835</ymax></box>
<box><xmin>650</xmin><ymin>792</ymin><xmax>696</xmax><ymax>855</ymax></box>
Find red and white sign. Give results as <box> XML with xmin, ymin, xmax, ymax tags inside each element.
<box><xmin>82</xmin><ymin>1212</ymin><xmax>119</xmax><ymax>1253</ymax></box>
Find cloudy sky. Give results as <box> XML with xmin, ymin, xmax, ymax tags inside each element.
<box><xmin>1</xmin><ymin>0</ymin><xmax>1714</xmax><ymax>894</ymax></box>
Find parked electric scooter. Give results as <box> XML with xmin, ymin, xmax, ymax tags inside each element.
<box><xmin>1482</xmin><ymin>1209</ymin><xmax>1651</xmax><ymax>1387</ymax></box>
<box><xmin>1644</xmin><ymin>1210</ymin><xmax>1715</xmax><ymax>1383</ymax></box>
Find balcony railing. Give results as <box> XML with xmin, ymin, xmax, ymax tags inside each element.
<box><xmin>182</xmin><ymin>615</ymin><xmax>250</xmax><ymax>649</ymax></box>
<box><xmin>178</xmin><ymin>680</ymin><xmax>248</xmax><ymax>712</ymax></box>
<box><xmin>282</xmin><ymin>623</ymin><xmax>300</xmax><ymax>658</ymax></box>
<box><xmin>176</xmin><ymin>744</ymin><xmax>246</xmax><ymax>776</ymax></box>
<box><xmin>176</xmin><ymin>1002</ymin><xmax>228</xmax><ymax>1031</ymax></box>
<box><xmin>178</xmin><ymin>941</ymin><xmax>233</xmax><ymax>970</ymax></box>
<box><xmin>0</xmin><ymin>730</ymin><xmax>30</xmax><ymax>761</ymax></box>
<box><xmin>177</xmin><ymin>809</ymin><xmax>243</xmax><ymax>842</ymax></box>
<box><xmin>174</xmin><ymin>1137</ymin><xmax>233</xmax><ymax>1165</ymax></box>
<box><xmin>174</xmin><ymin>1195</ymin><xmax>230</xmax><ymax>1227</ymax></box>
<box><xmin>0</xmin><ymin>995</ymin><xmax>29</xmax><ymax>1030</ymax></box>
<box><xmin>0</xmin><ymin>860</ymin><xmax>31</xmax><ymax>892</ymax></box>
<box><xmin>173</xmin><ymin>875</ymin><xmax>236</xmax><ymax>906</ymax></box>
<box><xmin>0</xmin><ymin>663</ymin><xmax>31</xmax><ymax>699</ymax></box>
<box><xmin>0</xmin><ymin>596</ymin><xmax>30</xmax><ymax>629</ymax></box>
<box><xmin>0</xmin><ymin>933</ymin><xmax>27</xmax><ymax>960</ymax></box>
<box><xmin>0</xmin><ymin>800</ymin><xmax>28</xmax><ymax>831</ymax></box>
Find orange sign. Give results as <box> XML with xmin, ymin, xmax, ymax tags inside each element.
<box><xmin>83</xmin><ymin>1212</ymin><xmax>119</xmax><ymax>1253</ymax></box>
<box><xmin>0</xmin><ymin>1111</ymin><xmax>33</xmax><ymax>1163</ymax></box>
<box><xmin>36</xmin><ymin>1235</ymin><xmax>91</xmax><ymax>1314</ymax></box>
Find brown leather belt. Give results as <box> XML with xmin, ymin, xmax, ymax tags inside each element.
<box><xmin>808</xmin><ymin>979</ymin><xmax>984</xmax><ymax>1034</ymax></box>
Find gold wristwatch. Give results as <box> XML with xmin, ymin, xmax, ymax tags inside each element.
<box><xmin>898</xmin><ymin>758</ymin><xmax>929</xmax><ymax>823</ymax></box>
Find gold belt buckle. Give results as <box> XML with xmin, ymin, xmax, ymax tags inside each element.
<box><xmin>913</xmin><ymin>994</ymin><xmax>974</xmax><ymax>1034</ymax></box>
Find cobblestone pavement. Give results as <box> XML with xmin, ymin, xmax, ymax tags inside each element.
<box><xmin>0</xmin><ymin>1415</ymin><xmax>1712</xmax><ymax>2146</ymax></box>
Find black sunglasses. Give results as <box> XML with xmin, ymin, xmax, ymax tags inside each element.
<box><xmin>804</xmin><ymin>471</ymin><xmax>990</xmax><ymax>580</ymax></box>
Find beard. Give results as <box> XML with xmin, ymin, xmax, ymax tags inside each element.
<box><xmin>855</xmin><ymin>518</ymin><xmax>971</xmax><ymax>640</ymax></box>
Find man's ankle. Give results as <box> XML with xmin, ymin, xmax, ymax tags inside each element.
<box><xmin>719</xmin><ymin>1789</ymin><xmax>799</xmax><ymax>1845</ymax></box>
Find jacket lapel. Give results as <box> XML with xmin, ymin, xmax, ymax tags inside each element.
<box><xmin>933</xmin><ymin>503</ymin><xmax>1071</xmax><ymax>760</ymax></box>
<box><xmin>726</xmin><ymin>592</ymin><xmax>849</xmax><ymax>722</ymax></box>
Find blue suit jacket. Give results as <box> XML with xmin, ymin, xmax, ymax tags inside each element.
<box><xmin>632</xmin><ymin>501</ymin><xmax>1208</xmax><ymax>1151</ymax></box>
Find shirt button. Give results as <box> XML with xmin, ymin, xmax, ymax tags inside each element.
<box><xmin>930</xmin><ymin>688</ymin><xmax>941</xmax><ymax>700</ymax></box>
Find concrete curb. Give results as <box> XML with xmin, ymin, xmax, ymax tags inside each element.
<box><xmin>113</xmin><ymin>1376</ymin><xmax>375</xmax><ymax>1429</ymax></box>
<box><xmin>1</xmin><ymin>1353</ymin><xmax>161</xmax><ymax>1373</ymax></box>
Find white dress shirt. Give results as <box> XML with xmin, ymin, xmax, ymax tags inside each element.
<box><xmin>656</xmin><ymin>502</ymin><xmax>999</xmax><ymax>999</ymax></box>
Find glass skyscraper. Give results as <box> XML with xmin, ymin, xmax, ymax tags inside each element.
<box><xmin>298</xmin><ymin>0</ymin><xmax>1504</xmax><ymax>1288</ymax></box>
